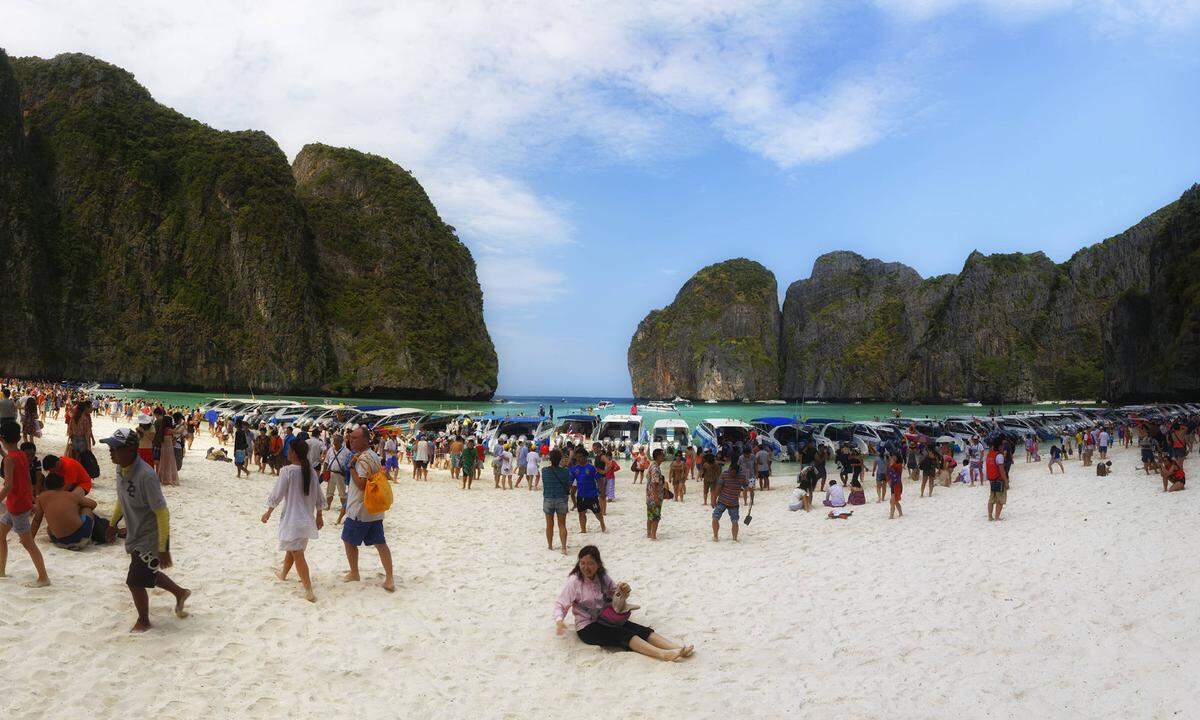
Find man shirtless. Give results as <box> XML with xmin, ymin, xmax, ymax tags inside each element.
<box><xmin>32</xmin><ymin>473</ymin><xmax>106</xmax><ymax>549</ymax></box>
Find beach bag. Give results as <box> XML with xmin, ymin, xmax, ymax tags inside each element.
<box><xmin>78</xmin><ymin>449</ymin><xmax>101</xmax><ymax>479</ymax></box>
<box><xmin>363</xmin><ymin>466</ymin><xmax>393</xmax><ymax>514</ymax></box>
<box><xmin>597</xmin><ymin>605</ymin><xmax>631</xmax><ymax>627</ymax></box>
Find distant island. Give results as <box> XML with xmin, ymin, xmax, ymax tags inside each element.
<box><xmin>0</xmin><ymin>51</ymin><xmax>497</xmax><ymax>399</ymax></box>
<box><xmin>629</xmin><ymin>185</ymin><xmax>1200</xmax><ymax>404</ymax></box>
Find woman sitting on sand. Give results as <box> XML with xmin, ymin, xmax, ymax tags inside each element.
<box><xmin>1161</xmin><ymin>457</ymin><xmax>1186</xmax><ymax>492</ymax></box>
<box><xmin>554</xmin><ymin>545</ymin><xmax>693</xmax><ymax>662</ymax></box>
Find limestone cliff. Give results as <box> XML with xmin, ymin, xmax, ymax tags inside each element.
<box><xmin>0</xmin><ymin>52</ymin><xmax>497</xmax><ymax>398</ymax></box>
<box><xmin>293</xmin><ymin>143</ymin><xmax>496</xmax><ymax>397</ymax></box>
<box><xmin>628</xmin><ymin>259</ymin><xmax>780</xmax><ymax>401</ymax></box>
<box><xmin>633</xmin><ymin>186</ymin><xmax>1199</xmax><ymax>403</ymax></box>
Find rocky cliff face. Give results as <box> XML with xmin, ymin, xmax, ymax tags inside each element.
<box><xmin>293</xmin><ymin>143</ymin><xmax>497</xmax><ymax>397</ymax></box>
<box><xmin>628</xmin><ymin>259</ymin><xmax>780</xmax><ymax>401</ymax></box>
<box><xmin>0</xmin><ymin>52</ymin><xmax>497</xmax><ymax>398</ymax></box>
<box><xmin>633</xmin><ymin>187</ymin><xmax>1199</xmax><ymax>403</ymax></box>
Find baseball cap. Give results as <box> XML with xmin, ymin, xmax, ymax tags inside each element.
<box><xmin>136</xmin><ymin>413</ymin><xmax>153</xmax><ymax>425</ymax></box>
<box><xmin>100</xmin><ymin>428</ymin><xmax>139</xmax><ymax>449</ymax></box>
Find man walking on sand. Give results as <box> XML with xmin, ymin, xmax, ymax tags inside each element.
<box><xmin>342</xmin><ymin>426</ymin><xmax>395</xmax><ymax>592</ymax></box>
<box><xmin>986</xmin><ymin>437</ymin><xmax>1009</xmax><ymax>521</ymax></box>
<box><xmin>100</xmin><ymin>428</ymin><xmax>190</xmax><ymax>632</ymax></box>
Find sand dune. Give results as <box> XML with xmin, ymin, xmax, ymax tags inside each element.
<box><xmin>1</xmin><ymin>414</ymin><xmax>1196</xmax><ymax>719</ymax></box>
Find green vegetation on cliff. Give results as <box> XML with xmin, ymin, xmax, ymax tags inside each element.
<box><xmin>628</xmin><ymin>258</ymin><xmax>780</xmax><ymax>400</ymax></box>
<box><xmin>0</xmin><ymin>52</ymin><xmax>496</xmax><ymax>398</ymax></box>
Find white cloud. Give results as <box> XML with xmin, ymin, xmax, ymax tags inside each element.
<box><xmin>1</xmin><ymin>0</ymin><xmax>913</xmax><ymax>312</ymax></box>
<box><xmin>875</xmin><ymin>0</ymin><xmax>1200</xmax><ymax>27</ymax></box>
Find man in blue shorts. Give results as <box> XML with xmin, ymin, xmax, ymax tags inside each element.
<box><xmin>342</xmin><ymin>426</ymin><xmax>395</xmax><ymax>592</ymax></box>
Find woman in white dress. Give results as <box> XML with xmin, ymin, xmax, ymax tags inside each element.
<box><xmin>262</xmin><ymin>438</ymin><xmax>324</xmax><ymax>602</ymax></box>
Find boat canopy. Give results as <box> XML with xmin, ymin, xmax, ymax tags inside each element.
<box><xmin>751</xmin><ymin>416</ymin><xmax>798</xmax><ymax>427</ymax></box>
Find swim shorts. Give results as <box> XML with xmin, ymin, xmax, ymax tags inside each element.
<box><xmin>576</xmin><ymin>496</ymin><xmax>601</xmax><ymax>514</ymax></box>
<box><xmin>0</xmin><ymin>509</ymin><xmax>32</xmax><ymax>535</ymax></box>
<box><xmin>712</xmin><ymin>502</ymin><xmax>740</xmax><ymax>523</ymax></box>
<box><xmin>989</xmin><ymin>489</ymin><xmax>1007</xmax><ymax>505</ymax></box>
<box><xmin>341</xmin><ymin>517</ymin><xmax>387</xmax><ymax>546</ymax></box>
<box><xmin>234</xmin><ymin>450</ymin><xmax>246</xmax><ymax>466</ymax></box>
<box><xmin>50</xmin><ymin>514</ymin><xmax>95</xmax><ymax>547</ymax></box>
<box><xmin>385</xmin><ymin>456</ymin><xmax>398</xmax><ymax>470</ymax></box>
<box><xmin>127</xmin><ymin>551</ymin><xmax>160</xmax><ymax>588</ymax></box>
<box><xmin>646</xmin><ymin>503</ymin><xmax>662</xmax><ymax>521</ymax></box>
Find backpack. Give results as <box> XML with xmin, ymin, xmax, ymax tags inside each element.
<box><xmin>358</xmin><ymin>455</ymin><xmax>393</xmax><ymax>514</ymax></box>
<box><xmin>78</xmin><ymin>449</ymin><xmax>101</xmax><ymax>479</ymax></box>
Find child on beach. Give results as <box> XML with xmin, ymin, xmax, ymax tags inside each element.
<box><xmin>262</xmin><ymin>439</ymin><xmax>324</xmax><ymax>602</ymax></box>
<box><xmin>1048</xmin><ymin>445</ymin><xmax>1064</xmax><ymax>474</ymax></box>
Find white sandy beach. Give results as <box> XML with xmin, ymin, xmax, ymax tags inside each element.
<box><xmin>2</xmin><ymin>413</ymin><xmax>1197</xmax><ymax>720</ymax></box>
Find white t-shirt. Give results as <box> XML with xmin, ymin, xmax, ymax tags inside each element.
<box><xmin>526</xmin><ymin>452</ymin><xmax>539</xmax><ymax>474</ymax></box>
<box><xmin>826</xmin><ymin>483</ymin><xmax>846</xmax><ymax>507</ymax></box>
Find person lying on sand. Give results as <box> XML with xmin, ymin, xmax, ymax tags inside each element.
<box><xmin>554</xmin><ymin>545</ymin><xmax>693</xmax><ymax>662</ymax></box>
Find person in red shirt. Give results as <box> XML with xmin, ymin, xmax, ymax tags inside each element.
<box><xmin>0</xmin><ymin>419</ymin><xmax>50</xmax><ymax>585</ymax></box>
<box><xmin>42</xmin><ymin>455</ymin><xmax>92</xmax><ymax>495</ymax></box>
<box><xmin>986</xmin><ymin>438</ymin><xmax>1010</xmax><ymax>521</ymax></box>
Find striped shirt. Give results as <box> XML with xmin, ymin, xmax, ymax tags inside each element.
<box><xmin>715</xmin><ymin>469</ymin><xmax>746</xmax><ymax>507</ymax></box>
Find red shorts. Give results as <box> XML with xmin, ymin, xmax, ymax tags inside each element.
<box><xmin>890</xmin><ymin>482</ymin><xmax>903</xmax><ymax>501</ymax></box>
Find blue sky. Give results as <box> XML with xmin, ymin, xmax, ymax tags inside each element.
<box><xmin>6</xmin><ymin>1</ymin><xmax>1200</xmax><ymax>396</ymax></box>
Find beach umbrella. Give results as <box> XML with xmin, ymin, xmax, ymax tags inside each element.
<box><xmin>936</xmin><ymin>435</ymin><xmax>955</xmax><ymax>443</ymax></box>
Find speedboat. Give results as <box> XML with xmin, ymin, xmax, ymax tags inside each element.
<box><xmin>596</xmin><ymin>400</ymin><xmax>614</xmax><ymax>410</ymax></box>
<box><xmin>649</xmin><ymin>418</ymin><xmax>690</xmax><ymax>456</ymax></box>
<box><xmin>755</xmin><ymin>399</ymin><xmax>786</xmax><ymax>405</ymax></box>
<box><xmin>593</xmin><ymin>415</ymin><xmax>644</xmax><ymax>445</ymax></box>
<box><xmin>670</xmin><ymin>397</ymin><xmax>693</xmax><ymax>408</ymax></box>
<box><xmin>692</xmin><ymin>418</ymin><xmax>775</xmax><ymax>454</ymax></box>
<box><xmin>640</xmin><ymin>401</ymin><xmax>677</xmax><ymax>413</ymax></box>
<box><xmin>552</xmin><ymin>414</ymin><xmax>601</xmax><ymax>446</ymax></box>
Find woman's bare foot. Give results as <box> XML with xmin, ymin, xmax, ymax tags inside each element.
<box><xmin>25</xmin><ymin>578</ymin><xmax>51</xmax><ymax>588</ymax></box>
<box><xmin>130</xmin><ymin>620</ymin><xmax>151</xmax><ymax>633</ymax></box>
<box><xmin>382</xmin><ymin>579</ymin><xmax>395</xmax><ymax>593</ymax></box>
<box><xmin>342</xmin><ymin>572</ymin><xmax>360</xmax><ymax>583</ymax></box>
<box><xmin>304</xmin><ymin>588</ymin><xmax>317</xmax><ymax>603</ymax></box>
<box><xmin>175</xmin><ymin>589</ymin><xmax>191</xmax><ymax>618</ymax></box>
<box><xmin>680</xmin><ymin>645</ymin><xmax>694</xmax><ymax>658</ymax></box>
<box><xmin>659</xmin><ymin>648</ymin><xmax>683</xmax><ymax>662</ymax></box>
<box><xmin>274</xmin><ymin>569</ymin><xmax>288</xmax><ymax>581</ymax></box>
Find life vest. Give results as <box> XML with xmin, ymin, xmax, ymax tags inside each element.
<box><xmin>985</xmin><ymin>450</ymin><xmax>1001</xmax><ymax>481</ymax></box>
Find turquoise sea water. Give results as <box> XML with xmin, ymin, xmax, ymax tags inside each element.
<box><xmin>100</xmin><ymin>389</ymin><xmax>1094</xmax><ymax>425</ymax></box>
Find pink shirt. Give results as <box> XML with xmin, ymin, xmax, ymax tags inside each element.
<box><xmin>554</xmin><ymin>573</ymin><xmax>616</xmax><ymax>630</ymax></box>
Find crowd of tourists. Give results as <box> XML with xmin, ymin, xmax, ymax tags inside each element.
<box><xmin>2</xmin><ymin>378</ymin><xmax>1193</xmax><ymax>662</ymax></box>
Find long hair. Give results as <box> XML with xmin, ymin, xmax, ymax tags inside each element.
<box><xmin>292</xmin><ymin>438</ymin><xmax>314</xmax><ymax>495</ymax></box>
<box><xmin>569</xmin><ymin>545</ymin><xmax>606</xmax><ymax>581</ymax></box>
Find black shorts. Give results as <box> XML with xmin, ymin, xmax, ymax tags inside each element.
<box><xmin>576</xmin><ymin>496</ymin><xmax>601</xmax><ymax>514</ymax></box>
<box><xmin>127</xmin><ymin>551</ymin><xmax>160</xmax><ymax>589</ymax></box>
<box><xmin>577</xmin><ymin>620</ymin><xmax>654</xmax><ymax>650</ymax></box>
<box><xmin>414</xmin><ymin>460</ymin><xmax>427</xmax><ymax>469</ymax></box>
<box><xmin>757</xmin><ymin>471</ymin><xmax>769</xmax><ymax>480</ymax></box>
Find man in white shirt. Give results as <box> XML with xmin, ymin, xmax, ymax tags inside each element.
<box><xmin>341</xmin><ymin>426</ymin><xmax>394</xmax><ymax>593</ymax></box>
<box><xmin>322</xmin><ymin>433</ymin><xmax>352</xmax><ymax>514</ymax></box>
<box><xmin>413</xmin><ymin>436</ymin><xmax>431</xmax><ymax>481</ymax></box>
